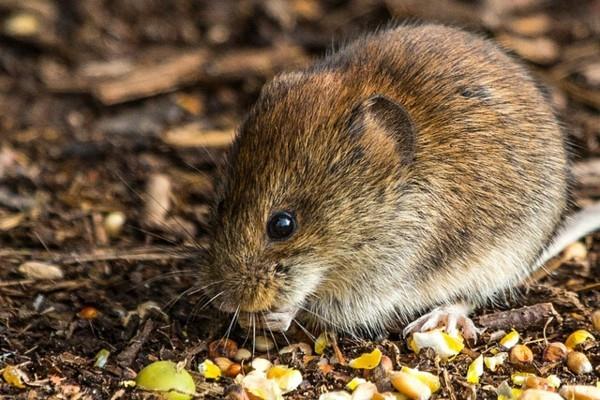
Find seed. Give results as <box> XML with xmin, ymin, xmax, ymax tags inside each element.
<box><xmin>391</xmin><ymin>371</ymin><xmax>432</xmax><ymax>400</ymax></box>
<box><xmin>104</xmin><ymin>211</ymin><xmax>126</xmax><ymax>237</ymax></box>
<box><xmin>137</xmin><ymin>360</ymin><xmax>196</xmax><ymax>400</ymax></box>
<box><xmin>2</xmin><ymin>365</ymin><xmax>27</xmax><ymax>389</ymax></box>
<box><xmin>566</xmin><ymin>351</ymin><xmax>593</xmax><ymax>374</ymax></box>
<box><xmin>18</xmin><ymin>261</ymin><xmax>64</xmax><ymax>280</ymax></box>
<box><xmin>510</xmin><ymin>344</ymin><xmax>534</xmax><ymax>364</ymax></box>
<box><xmin>519</xmin><ymin>389</ymin><xmax>563</xmax><ymax>400</ymax></box>
<box><xmin>543</xmin><ymin>342</ymin><xmax>568</xmax><ymax>362</ymax></box>
<box><xmin>254</xmin><ymin>336</ymin><xmax>274</xmax><ymax>352</ymax></box>
<box><xmin>559</xmin><ymin>385</ymin><xmax>600</xmax><ymax>400</ymax></box>
<box><xmin>565</xmin><ymin>330</ymin><xmax>595</xmax><ymax>350</ymax></box>
<box><xmin>351</xmin><ymin>382</ymin><xmax>378</xmax><ymax>400</ymax></box>
<box><xmin>484</xmin><ymin>352</ymin><xmax>508</xmax><ymax>371</ymax></box>
<box><xmin>225</xmin><ymin>363</ymin><xmax>242</xmax><ymax>378</ymax></box>
<box><xmin>400</xmin><ymin>367</ymin><xmax>441</xmax><ymax>393</ymax></box>
<box><xmin>562</xmin><ymin>241</ymin><xmax>587</xmax><ymax>261</ymax></box>
<box><xmin>234</xmin><ymin>348</ymin><xmax>252</xmax><ymax>362</ymax></box>
<box><xmin>523</xmin><ymin>376</ymin><xmax>554</xmax><ymax>391</ymax></box>
<box><xmin>466</xmin><ymin>355</ymin><xmax>484</xmax><ymax>384</ymax></box>
<box><xmin>349</xmin><ymin>348</ymin><xmax>382</xmax><ymax>370</ymax></box>
<box><xmin>314</xmin><ymin>332</ymin><xmax>330</xmax><ymax>355</ymax></box>
<box><xmin>380</xmin><ymin>355</ymin><xmax>393</xmax><ymax>372</ymax></box>
<box><xmin>346</xmin><ymin>377</ymin><xmax>367</xmax><ymax>391</ymax></box>
<box><xmin>78</xmin><ymin>306</ymin><xmax>99</xmax><ymax>320</ymax></box>
<box><xmin>279</xmin><ymin>342</ymin><xmax>312</xmax><ymax>356</ymax></box>
<box><xmin>208</xmin><ymin>339</ymin><xmax>238</xmax><ymax>359</ymax></box>
<box><xmin>94</xmin><ymin>349</ymin><xmax>110</xmax><ymax>369</ymax></box>
<box><xmin>592</xmin><ymin>310</ymin><xmax>600</xmax><ymax>331</ymax></box>
<box><xmin>499</xmin><ymin>329</ymin><xmax>520</xmax><ymax>350</ymax></box>
<box><xmin>266</xmin><ymin>365</ymin><xmax>303</xmax><ymax>393</ymax></box>
<box><xmin>250</xmin><ymin>357</ymin><xmax>272</xmax><ymax>372</ymax></box>
<box><xmin>214</xmin><ymin>357</ymin><xmax>233</xmax><ymax>372</ymax></box>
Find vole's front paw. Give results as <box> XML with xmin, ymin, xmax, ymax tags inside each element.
<box><xmin>403</xmin><ymin>303</ymin><xmax>480</xmax><ymax>341</ymax></box>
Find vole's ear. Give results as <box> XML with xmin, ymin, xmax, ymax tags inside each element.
<box><xmin>347</xmin><ymin>95</ymin><xmax>416</xmax><ymax>166</ymax></box>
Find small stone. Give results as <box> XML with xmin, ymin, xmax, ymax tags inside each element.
<box><xmin>543</xmin><ymin>342</ymin><xmax>568</xmax><ymax>362</ymax></box>
<box><xmin>254</xmin><ymin>336</ymin><xmax>274</xmax><ymax>352</ymax></box>
<box><xmin>18</xmin><ymin>261</ymin><xmax>64</xmax><ymax>280</ymax></box>
<box><xmin>233</xmin><ymin>348</ymin><xmax>252</xmax><ymax>362</ymax></box>
<box><xmin>567</xmin><ymin>351</ymin><xmax>593</xmax><ymax>374</ymax></box>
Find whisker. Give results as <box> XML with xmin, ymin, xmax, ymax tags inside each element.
<box><xmin>293</xmin><ymin>318</ymin><xmax>316</xmax><ymax>342</ymax></box>
<box><xmin>163</xmin><ymin>280</ymin><xmax>224</xmax><ymax>310</ymax></box>
<box><xmin>252</xmin><ymin>314</ymin><xmax>256</xmax><ymax>358</ymax></box>
<box><xmin>297</xmin><ymin>305</ymin><xmax>358</xmax><ymax>340</ymax></box>
<box><xmin>262</xmin><ymin>312</ymin><xmax>280</xmax><ymax>353</ymax></box>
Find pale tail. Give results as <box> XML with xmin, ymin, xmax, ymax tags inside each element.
<box><xmin>536</xmin><ymin>202</ymin><xmax>600</xmax><ymax>268</ymax></box>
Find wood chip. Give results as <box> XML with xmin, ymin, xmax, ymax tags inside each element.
<box><xmin>163</xmin><ymin>123</ymin><xmax>236</xmax><ymax>148</ymax></box>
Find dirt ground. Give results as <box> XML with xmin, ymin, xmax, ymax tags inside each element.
<box><xmin>0</xmin><ymin>0</ymin><xmax>598</xmax><ymax>399</ymax></box>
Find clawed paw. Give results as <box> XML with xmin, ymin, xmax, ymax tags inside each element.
<box><xmin>403</xmin><ymin>304</ymin><xmax>481</xmax><ymax>341</ymax></box>
<box><xmin>238</xmin><ymin>308</ymin><xmax>298</xmax><ymax>332</ymax></box>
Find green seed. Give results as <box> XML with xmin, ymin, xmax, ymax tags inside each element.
<box><xmin>136</xmin><ymin>361</ymin><xmax>195</xmax><ymax>400</ymax></box>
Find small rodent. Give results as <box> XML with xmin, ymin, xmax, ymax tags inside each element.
<box><xmin>199</xmin><ymin>23</ymin><xmax>600</xmax><ymax>338</ymax></box>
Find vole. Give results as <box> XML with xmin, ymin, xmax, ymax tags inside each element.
<box><xmin>199</xmin><ymin>23</ymin><xmax>600</xmax><ymax>339</ymax></box>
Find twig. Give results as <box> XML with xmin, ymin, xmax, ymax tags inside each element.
<box><xmin>477</xmin><ymin>303</ymin><xmax>561</xmax><ymax>331</ymax></box>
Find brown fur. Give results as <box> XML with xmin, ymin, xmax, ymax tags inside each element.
<box><xmin>200</xmin><ymin>23</ymin><xmax>568</xmax><ymax>336</ymax></box>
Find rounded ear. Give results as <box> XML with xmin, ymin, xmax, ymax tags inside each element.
<box><xmin>347</xmin><ymin>95</ymin><xmax>416</xmax><ymax>166</ymax></box>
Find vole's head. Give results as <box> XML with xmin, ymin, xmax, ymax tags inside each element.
<box><xmin>201</xmin><ymin>70</ymin><xmax>416</xmax><ymax>331</ymax></box>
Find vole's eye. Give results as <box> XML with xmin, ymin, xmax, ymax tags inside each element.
<box><xmin>267</xmin><ymin>211</ymin><xmax>297</xmax><ymax>241</ymax></box>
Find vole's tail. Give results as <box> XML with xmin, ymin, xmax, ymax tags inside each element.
<box><xmin>535</xmin><ymin>202</ymin><xmax>600</xmax><ymax>268</ymax></box>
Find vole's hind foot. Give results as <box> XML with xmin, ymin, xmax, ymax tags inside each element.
<box><xmin>402</xmin><ymin>303</ymin><xmax>480</xmax><ymax>341</ymax></box>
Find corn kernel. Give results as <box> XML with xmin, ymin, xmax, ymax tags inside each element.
<box><xmin>400</xmin><ymin>367</ymin><xmax>440</xmax><ymax>393</ymax></box>
<box><xmin>198</xmin><ymin>359</ymin><xmax>221</xmax><ymax>380</ymax></box>
<box><xmin>391</xmin><ymin>371</ymin><xmax>432</xmax><ymax>400</ymax></box>
<box><xmin>346</xmin><ymin>377</ymin><xmax>367</xmax><ymax>391</ymax></box>
<box><xmin>410</xmin><ymin>329</ymin><xmax>464</xmax><ymax>359</ymax></box>
<box><xmin>348</xmin><ymin>348</ymin><xmax>382</xmax><ymax>370</ymax></box>
<box><xmin>266</xmin><ymin>365</ymin><xmax>303</xmax><ymax>393</ymax></box>
<box><xmin>484</xmin><ymin>352</ymin><xmax>507</xmax><ymax>371</ymax></box>
<box><xmin>565</xmin><ymin>329</ymin><xmax>595</xmax><ymax>350</ymax></box>
<box><xmin>499</xmin><ymin>329</ymin><xmax>520</xmax><ymax>350</ymax></box>
<box><xmin>466</xmin><ymin>355</ymin><xmax>484</xmax><ymax>384</ymax></box>
<box><xmin>315</xmin><ymin>333</ymin><xmax>330</xmax><ymax>355</ymax></box>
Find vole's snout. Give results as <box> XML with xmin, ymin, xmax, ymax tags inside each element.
<box><xmin>208</xmin><ymin>264</ymin><xmax>283</xmax><ymax>315</ymax></box>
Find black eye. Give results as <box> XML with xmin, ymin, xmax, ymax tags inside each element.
<box><xmin>267</xmin><ymin>211</ymin><xmax>297</xmax><ymax>241</ymax></box>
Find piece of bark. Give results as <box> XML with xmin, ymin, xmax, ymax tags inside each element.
<box><xmin>116</xmin><ymin>319</ymin><xmax>154</xmax><ymax>368</ymax></box>
<box><xmin>163</xmin><ymin>124</ymin><xmax>236</xmax><ymax>148</ymax></box>
<box><xmin>477</xmin><ymin>302</ymin><xmax>561</xmax><ymax>330</ymax></box>
<box><xmin>92</xmin><ymin>50</ymin><xmax>208</xmax><ymax>105</ymax></box>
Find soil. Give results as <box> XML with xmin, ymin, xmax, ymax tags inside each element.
<box><xmin>0</xmin><ymin>0</ymin><xmax>598</xmax><ymax>399</ymax></box>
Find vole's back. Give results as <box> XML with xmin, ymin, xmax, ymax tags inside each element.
<box><xmin>314</xmin><ymin>24</ymin><xmax>568</xmax><ymax>306</ymax></box>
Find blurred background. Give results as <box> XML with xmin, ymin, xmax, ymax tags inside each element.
<box><xmin>0</xmin><ymin>0</ymin><xmax>598</xmax><ymax>397</ymax></box>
